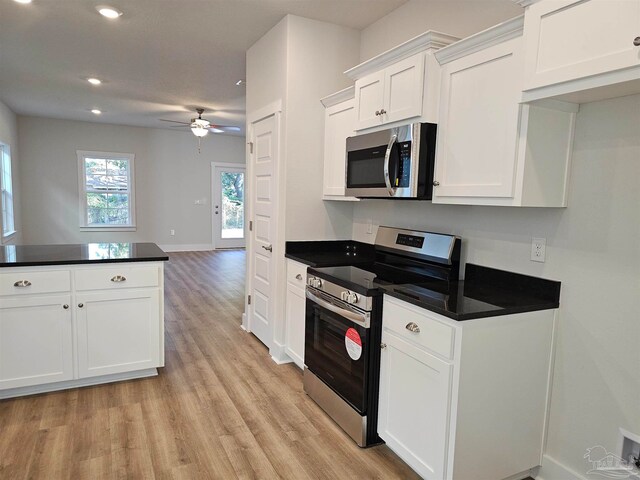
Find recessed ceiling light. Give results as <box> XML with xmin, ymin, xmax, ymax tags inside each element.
<box><xmin>14</xmin><ymin>0</ymin><xmax>33</xmax><ymax>4</ymax></box>
<box><xmin>91</xmin><ymin>109</ymin><xmax>102</xmax><ymax>115</ymax></box>
<box><xmin>96</xmin><ymin>6</ymin><xmax>122</xmax><ymax>19</ymax></box>
<box><xmin>235</xmin><ymin>80</ymin><xmax>245</xmax><ymax>86</ymax></box>
<box><xmin>87</xmin><ymin>78</ymin><xmax>102</xmax><ymax>85</ymax></box>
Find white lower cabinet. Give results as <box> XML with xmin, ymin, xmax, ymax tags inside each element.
<box><xmin>0</xmin><ymin>262</ymin><xmax>165</xmax><ymax>397</ymax></box>
<box><xmin>378</xmin><ymin>332</ymin><xmax>451</xmax><ymax>480</ymax></box>
<box><xmin>379</xmin><ymin>295</ymin><xmax>556</xmax><ymax>480</ymax></box>
<box><xmin>76</xmin><ymin>289</ymin><xmax>160</xmax><ymax>378</ymax></box>
<box><xmin>284</xmin><ymin>259</ymin><xmax>306</xmax><ymax>368</ymax></box>
<box><xmin>0</xmin><ymin>294</ymin><xmax>73</xmax><ymax>389</ymax></box>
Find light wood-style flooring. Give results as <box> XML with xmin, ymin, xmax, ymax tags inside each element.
<box><xmin>0</xmin><ymin>250</ymin><xmax>420</xmax><ymax>479</ymax></box>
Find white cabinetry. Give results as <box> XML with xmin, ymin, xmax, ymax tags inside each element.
<box><xmin>321</xmin><ymin>87</ymin><xmax>358</xmax><ymax>200</ymax></box>
<box><xmin>284</xmin><ymin>259</ymin><xmax>306</xmax><ymax>368</ymax></box>
<box><xmin>522</xmin><ymin>0</ymin><xmax>640</xmax><ymax>103</ymax></box>
<box><xmin>0</xmin><ymin>294</ymin><xmax>73</xmax><ymax>389</ymax></box>
<box><xmin>0</xmin><ymin>261</ymin><xmax>165</xmax><ymax>398</ymax></box>
<box><xmin>379</xmin><ymin>295</ymin><xmax>556</xmax><ymax>480</ymax></box>
<box><xmin>433</xmin><ymin>16</ymin><xmax>577</xmax><ymax>207</ymax></box>
<box><xmin>345</xmin><ymin>31</ymin><xmax>459</xmax><ymax>131</ymax></box>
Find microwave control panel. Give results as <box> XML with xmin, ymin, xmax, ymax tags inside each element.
<box><xmin>396</xmin><ymin>142</ymin><xmax>412</xmax><ymax>188</ymax></box>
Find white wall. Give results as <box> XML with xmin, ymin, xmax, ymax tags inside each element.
<box><xmin>359</xmin><ymin>0</ymin><xmax>523</xmax><ymax>62</ymax></box>
<box><xmin>17</xmin><ymin>116</ymin><xmax>245</xmax><ymax>248</ymax></box>
<box><xmin>284</xmin><ymin>15</ymin><xmax>359</xmax><ymax>241</ymax></box>
<box><xmin>352</xmin><ymin>95</ymin><xmax>640</xmax><ymax>478</ymax></box>
<box><xmin>0</xmin><ymin>100</ymin><xmax>22</xmax><ymax>244</ymax></box>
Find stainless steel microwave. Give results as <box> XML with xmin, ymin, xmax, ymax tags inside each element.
<box><xmin>345</xmin><ymin>122</ymin><xmax>437</xmax><ymax>199</ymax></box>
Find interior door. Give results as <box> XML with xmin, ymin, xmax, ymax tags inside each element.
<box><xmin>212</xmin><ymin>164</ymin><xmax>246</xmax><ymax>249</ymax></box>
<box><xmin>248</xmin><ymin>114</ymin><xmax>278</xmax><ymax>349</ymax></box>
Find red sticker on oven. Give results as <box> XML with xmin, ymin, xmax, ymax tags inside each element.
<box><xmin>345</xmin><ymin>328</ymin><xmax>362</xmax><ymax>361</ymax></box>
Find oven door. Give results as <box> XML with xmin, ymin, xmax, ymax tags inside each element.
<box><xmin>304</xmin><ymin>287</ymin><xmax>371</xmax><ymax>414</ymax></box>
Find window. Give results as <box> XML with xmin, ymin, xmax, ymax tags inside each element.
<box><xmin>77</xmin><ymin>151</ymin><xmax>136</xmax><ymax>230</ymax></box>
<box><xmin>1</xmin><ymin>144</ymin><xmax>16</xmax><ymax>239</ymax></box>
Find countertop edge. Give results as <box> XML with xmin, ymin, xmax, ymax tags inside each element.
<box><xmin>0</xmin><ymin>256</ymin><xmax>169</xmax><ymax>268</ymax></box>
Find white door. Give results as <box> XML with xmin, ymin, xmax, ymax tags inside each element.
<box><xmin>248</xmin><ymin>113</ymin><xmax>279</xmax><ymax>348</ymax></box>
<box><xmin>212</xmin><ymin>163</ymin><xmax>246</xmax><ymax>249</ymax></box>
<box><xmin>378</xmin><ymin>331</ymin><xmax>452</xmax><ymax>480</ymax></box>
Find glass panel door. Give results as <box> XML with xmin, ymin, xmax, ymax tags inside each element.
<box><xmin>213</xmin><ymin>164</ymin><xmax>246</xmax><ymax>249</ymax></box>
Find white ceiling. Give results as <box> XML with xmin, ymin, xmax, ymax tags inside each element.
<box><xmin>0</xmin><ymin>0</ymin><xmax>407</xmax><ymax>136</ymax></box>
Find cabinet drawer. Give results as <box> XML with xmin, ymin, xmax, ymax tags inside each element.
<box><xmin>286</xmin><ymin>260</ymin><xmax>307</xmax><ymax>288</ymax></box>
<box><xmin>0</xmin><ymin>270</ymin><xmax>71</xmax><ymax>296</ymax></box>
<box><xmin>75</xmin><ymin>265</ymin><xmax>159</xmax><ymax>291</ymax></box>
<box><xmin>383</xmin><ymin>296</ymin><xmax>455</xmax><ymax>360</ymax></box>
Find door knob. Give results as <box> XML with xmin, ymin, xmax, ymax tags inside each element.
<box><xmin>262</xmin><ymin>244</ymin><xmax>273</xmax><ymax>252</ymax></box>
<box><xmin>63</xmin><ymin>304</ymin><xmax>69</xmax><ymax>309</ymax></box>
<box><xmin>633</xmin><ymin>36</ymin><xmax>640</xmax><ymax>46</ymax></box>
<box><xmin>380</xmin><ymin>343</ymin><xmax>387</xmax><ymax>349</ymax></box>
<box><xmin>78</xmin><ymin>303</ymin><xmax>84</xmax><ymax>308</ymax></box>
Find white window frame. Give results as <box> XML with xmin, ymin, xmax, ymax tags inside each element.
<box><xmin>0</xmin><ymin>143</ymin><xmax>16</xmax><ymax>241</ymax></box>
<box><xmin>77</xmin><ymin>150</ymin><xmax>136</xmax><ymax>231</ymax></box>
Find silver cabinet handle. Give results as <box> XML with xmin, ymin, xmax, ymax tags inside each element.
<box><xmin>380</xmin><ymin>343</ymin><xmax>387</xmax><ymax>349</ymax></box>
<box><xmin>405</xmin><ymin>322</ymin><xmax>420</xmax><ymax>333</ymax></box>
<box><xmin>110</xmin><ymin>275</ymin><xmax>127</xmax><ymax>283</ymax></box>
<box><xmin>13</xmin><ymin>280</ymin><xmax>32</xmax><ymax>287</ymax></box>
<box><xmin>78</xmin><ymin>303</ymin><xmax>84</xmax><ymax>308</ymax></box>
<box><xmin>634</xmin><ymin>36</ymin><xmax>640</xmax><ymax>46</ymax></box>
<box><xmin>433</xmin><ymin>181</ymin><xmax>440</xmax><ymax>187</ymax></box>
<box><xmin>63</xmin><ymin>304</ymin><xmax>69</xmax><ymax>309</ymax></box>
<box><xmin>380</xmin><ymin>109</ymin><xmax>387</xmax><ymax>115</ymax></box>
<box><xmin>262</xmin><ymin>244</ymin><xmax>273</xmax><ymax>252</ymax></box>
<box><xmin>295</xmin><ymin>274</ymin><xmax>303</xmax><ymax>280</ymax></box>
<box><xmin>375</xmin><ymin>110</ymin><xmax>380</xmax><ymax>116</ymax></box>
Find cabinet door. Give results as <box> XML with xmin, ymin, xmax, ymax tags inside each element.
<box><xmin>354</xmin><ymin>70</ymin><xmax>385</xmax><ymax>130</ymax></box>
<box><xmin>323</xmin><ymin>99</ymin><xmax>355</xmax><ymax>197</ymax></box>
<box><xmin>524</xmin><ymin>0</ymin><xmax>640</xmax><ymax>91</ymax></box>
<box><xmin>383</xmin><ymin>53</ymin><xmax>425</xmax><ymax>124</ymax></box>
<box><xmin>433</xmin><ymin>37</ymin><xmax>522</xmax><ymax>201</ymax></box>
<box><xmin>285</xmin><ymin>283</ymin><xmax>305</xmax><ymax>369</ymax></box>
<box><xmin>76</xmin><ymin>289</ymin><xmax>160</xmax><ymax>378</ymax></box>
<box><xmin>378</xmin><ymin>330</ymin><xmax>452</xmax><ymax>480</ymax></box>
<box><xmin>0</xmin><ymin>294</ymin><xmax>73</xmax><ymax>390</ymax></box>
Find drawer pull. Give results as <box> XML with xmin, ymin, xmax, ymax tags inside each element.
<box><xmin>295</xmin><ymin>274</ymin><xmax>303</xmax><ymax>280</ymax></box>
<box><xmin>634</xmin><ymin>36</ymin><xmax>640</xmax><ymax>47</ymax></box>
<box><xmin>13</xmin><ymin>280</ymin><xmax>32</xmax><ymax>288</ymax></box>
<box><xmin>63</xmin><ymin>304</ymin><xmax>69</xmax><ymax>309</ymax></box>
<box><xmin>110</xmin><ymin>275</ymin><xmax>127</xmax><ymax>283</ymax></box>
<box><xmin>78</xmin><ymin>303</ymin><xmax>84</xmax><ymax>308</ymax></box>
<box><xmin>405</xmin><ymin>322</ymin><xmax>420</xmax><ymax>333</ymax></box>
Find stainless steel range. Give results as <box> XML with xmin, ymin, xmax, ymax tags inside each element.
<box><xmin>303</xmin><ymin>226</ymin><xmax>461</xmax><ymax>447</ymax></box>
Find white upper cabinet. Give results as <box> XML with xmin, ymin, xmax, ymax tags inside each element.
<box><xmin>346</xmin><ymin>31</ymin><xmax>459</xmax><ymax>131</ymax></box>
<box><xmin>433</xmin><ymin>16</ymin><xmax>577</xmax><ymax>207</ymax></box>
<box><xmin>522</xmin><ymin>0</ymin><xmax>640</xmax><ymax>103</ymax></box>
<box><xmin>353</xmin><ymin>53</ymin><xmax>425</xmax><ymax>130</ymax></box>
<box><xmin>321</xmin><ymin>87</ymin><xmax>358</xmax><ymax>200</ymax></box>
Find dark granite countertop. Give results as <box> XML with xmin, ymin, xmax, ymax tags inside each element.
<box><xmin>382</xmin><ymin>264</ymin><xmax>560</xmax><ymax>321</ymax></box>
<box><xmin>0</xmin><ymin>242</ymin><xmax>169</xmax><ymax>267</ymax></box>
<box><xmin>286</xmin><ymin>240</ymin><xmax>560</xmax><ymax>321</ymax></box>
<box><xmin>285</xmin><ymin>240</ymin><xmax>376</xmax><ymax>267</ymax></box>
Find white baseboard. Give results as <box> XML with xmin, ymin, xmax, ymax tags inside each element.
<box><xmin>536</xmin><ymin>455</ymin><xmax>586</xmax><ymax>480</ymax></box>
<box><xmin>241</xmin><ymin>312</ymin><xmax>248</xmax><ymax>331</ymax></box>
<box><xmin>270</xmin><ymin>341</ymin><xmax>293</xmax><ymax>365</ymax></box>
<box><xmin>159</xmin><ymin>244</ymin><xmax>214</xmax><ymax>252</ymax></box>
<box><xmin>0</xmin><ymin>368</ymin><xmax>158</xmax><ymax>399</ymax></box>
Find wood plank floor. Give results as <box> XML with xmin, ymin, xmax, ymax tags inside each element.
<box><xmin>0</xmin><ymin>250</ymin><xmax>420</xmax><ymax>479</ymax></box>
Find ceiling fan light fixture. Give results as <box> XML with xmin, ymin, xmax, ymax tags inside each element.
<box><xmin>14</xmin><ymin>0</ymin><xmax>33</xmax><ymax>4</ymax></box>
<box><xmin>87</xmin><ymin>77</ymin><xmax>102</xmax><ymax>85</ymax></box>
<box><xmin>191</xmin><ymin>126</ymin><xmax>209</xmax><ymax>137</ymax></box>
<box><xmin>96</xmin><ymin>5</ymin><xmax>123</xmax><ymax>19</ymax></box>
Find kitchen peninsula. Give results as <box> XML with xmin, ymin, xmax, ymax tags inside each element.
<box><xmin>0</xmin><ymin>242</ymin><xmax>168</xmax><ymax>399</ymax></box>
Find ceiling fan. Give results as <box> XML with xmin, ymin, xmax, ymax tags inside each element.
<box><xmin>159</xmin><ymin>108</ymin><xmax>241</xmax><ymax>137</ymax></box>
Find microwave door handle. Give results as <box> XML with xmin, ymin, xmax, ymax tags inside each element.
<box><xmin>306</xmin><ymin>288</ymin><xmax>369</xmax><ymax>328</ymax></box>
<box><xmin>384</xmin><ymin>133</ymin><xmax>398</xmax><ymax>197</ymax></box>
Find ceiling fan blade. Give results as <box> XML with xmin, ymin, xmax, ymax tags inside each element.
<box><xmin>159</xmin><ymin>119</ymin><xmax>191</xmax><ymax>125</ymax></box>
<box><xmin>210</xmin><ymin>125</ymin><xmax>242</xmax><ymax>132</ymax></box>
<box><xmin>170</xmin><ymin>125</ymin><xmax>190</xmax><ymax>128</ymax></box>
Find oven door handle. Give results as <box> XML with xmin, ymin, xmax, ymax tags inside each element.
<box><xmin>306</xmin><ymin>288</ymin><xmax>370</xmax><ymax>328</ymax></box>
<box><xmin>384</xmin><ymin>133</ymin><xmax>398</xmax><ymax>197</ymax></box>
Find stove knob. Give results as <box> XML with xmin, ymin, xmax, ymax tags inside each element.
<box><xmin>312</xmin><ymin>277</ymin><xmax>323</xmax><ymax>288</ymax></box>
<box><xmin>346</xmin><ymin>292</ymin><xmax>359</xmax><ymax>304</ymax></box>
<box><xmin>341</xmin><ymin>291</ymin><xmax>349</xmax><ymax>301</ymax></box>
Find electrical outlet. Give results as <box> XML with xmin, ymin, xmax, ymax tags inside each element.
<box><xmin>366</xmin><ymin>219</ymin><xmax>373</xmax><ymax>235</ymax></box>
<box><xmin>170</xmin><ymin>229</ymin><xmax>175</xmax><ymax>236</ymax></box>
<box><xmin>531</xmin><ymin>237</ymin><xmax>546</xmax><ymax>262</ymax></box>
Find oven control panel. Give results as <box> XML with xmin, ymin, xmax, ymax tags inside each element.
<box><xmin>396</xmin><ymin>233</ymin><xmax>425</xmax><ymax>249</ymax></box>
<box><xmin>340</xmin><ymin>290</ymin><xmax>359</xmax><ymax>305</ymax></box>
